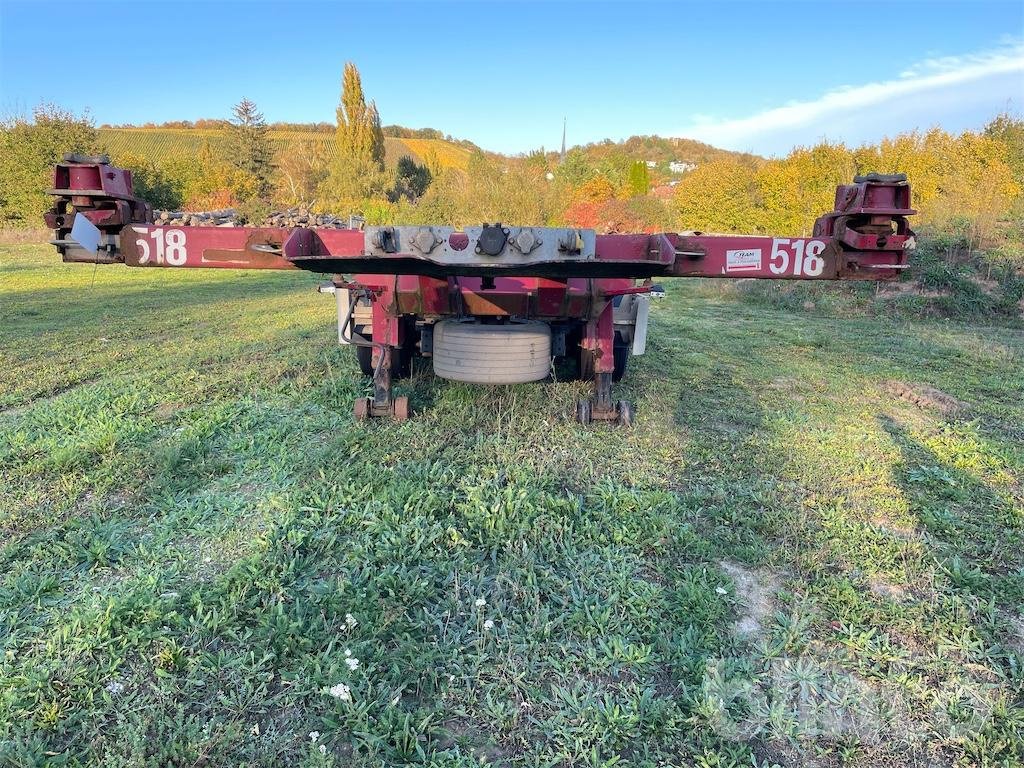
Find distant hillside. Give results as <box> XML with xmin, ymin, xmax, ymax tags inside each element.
<box><xmin>98</xmin><ymin>124</ymin><xmax>757</xmax><ymax>179</ymax></box>
<box><xmin>568</xmin><ymin>135</ymin><xmax>762</xmax><ymax>173</ymax></box>
<box><xmin>97</xmin><ymin>127</ymin><xmax>474</xmax><ymax>171</ymax></box>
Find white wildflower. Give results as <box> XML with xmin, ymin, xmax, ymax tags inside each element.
<box><xmin>483</xmin><ymin>619</ymin><xmax>494</xmax><ymax>631</ymax></box>
<box><xmin>715</xmin><ymin>586</ymin><xmax>728</xmax><ymax>595</ymax></box>
<box><xmin>327</xmin><ymin>682</ymin><xmax>352</xmax><ymax>702</ymax></box>
<box><xmin>251</xmin><ymin>723</ymin><xmax>260</xmax><ymax>736</ymax></box>
<box><xmin>308</xmin><ymin>730</ymin><xmax>320</xmax><ymax>742</ymax></box>
<box><xmin>474</xmin><ymin>597</ymin><xmax>486</xmax><ymax>608</ymax></box>
<box><xmin>319</xmin><ymin>743</ymin><xmax>327</xmax><ymax>755</ymax></box>
<box><xmin>344</xmin><ymin>613</ymin><xmax>358</xmax><ymax>630</ymax></box>
<box><xmin>345</xmin><ymin>655</ymin><xmax>360</xmax><ymax>671</ymax></box>
<box><xmin>104</xmin><ymin>680</ymin><xmax>125</xmax><ymax>695</ymax></box>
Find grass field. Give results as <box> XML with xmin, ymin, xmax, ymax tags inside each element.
<box><xmin>1</xmin><ymin>244</ymin><xmax>1022</xmax><ymax>767</ymax></box>
<box><xmin>97</xmin><ymin>128</ymin><xmax>473</xmax><ymax>172</ymax></box>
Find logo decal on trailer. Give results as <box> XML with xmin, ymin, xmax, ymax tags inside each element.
<box><xmin>725</xmin><ymin>248</ymin><xmax>762</xmax><ymax>272</ymax></box>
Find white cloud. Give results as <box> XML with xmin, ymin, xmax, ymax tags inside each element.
<box><xmin>677</xmin><ymin>41</ymin><xmax>1024</xmax><ymax>156</ymax></box>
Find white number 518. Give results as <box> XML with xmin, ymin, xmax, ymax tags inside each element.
<box><xmin>770</xmin><ymin>238</ymin><xmax>826</xmax><ymax>277</ymax></box>
<box><xmin>136</xmin><ymin>229</ymin><xmax>187</xmax><ymax>266</ymax></box>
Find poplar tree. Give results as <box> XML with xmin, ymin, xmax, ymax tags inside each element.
<box><xmin>626</xmin><ymin>161</ymin><xmax>649</xmax><ymax>196</ymax></box>
<box><xmin>320</xmin><ymin>62</ymin><xmax>388</xmax><ymax>208</ymax></box>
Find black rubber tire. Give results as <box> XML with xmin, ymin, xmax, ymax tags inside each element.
<box><xmin>355</xmin><ymin>342</ymin><xmax>374</xmax><ymax>377</ymax></box>
<box><xmin>578</xmin><ymin>332</ymin><xmax>629</xmax><ymax>383</ymax></box>
<box><xmin>353</xmin><ymin>324</ymin><xmax>412</xmax><ymax>379</ymax></box>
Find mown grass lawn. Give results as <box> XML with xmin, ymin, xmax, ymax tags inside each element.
<box><xmin>1</xmin><ymin>244</ymin><xmax>1022</xmax><ymax>767</ymax></box>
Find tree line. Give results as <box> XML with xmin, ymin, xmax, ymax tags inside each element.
<box><xmin>1</xmin><ymin>63</ymin><xmax>1021</xmax><ymax>273</ymax></box>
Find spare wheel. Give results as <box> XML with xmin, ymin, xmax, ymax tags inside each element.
<box><xmin>432</xmin><ymin>320</ymin><xmax>551</xmax><ymax>384</ymax></box>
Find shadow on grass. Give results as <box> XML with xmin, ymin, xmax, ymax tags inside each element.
<box><xmin>878</xmin><ymin>414</ymin><xmax>1024</xmax><ymax>608</ymax></box>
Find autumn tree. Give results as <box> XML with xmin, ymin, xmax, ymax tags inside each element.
<box><xmin>173</xmin><ymin>139</ymin><xmax>258</xmax><ymax>210</ymax></box>
<box><xmin>674</xmin><ymin>159</ymin><xmax>760</xmax><ymax>233</ymax></box>
<box><xmin>856</xmin><ymin>128</ymin><xmax>1018</xmax><ymax>246</ymax></box>
<box><xmin>984</xmin><ymin>113</ymin><xmax>1024</xmax><ymax>189</ymax></box>
<box><xmin>335</xmin><ymin>62</ymin><xmax>384</xmax><ymax>167</ymax></box>
<box><xmin>403</xmin><ymin>152</ymin><xmax>559</xmax><ymax>227</ymax></box>
<box><xmin>274</xmin><ymin>138</ymin><xmax>328</xmax><ymax>205</ymax></box>
<box><xmin>756</xmin><ymin>143</ymin><xmax>855</xmax><ymax>236</ymax></box>
<box><xmin>420</xmin><ymin>148</ymin><xmax>444</xmax><ymax>179</ymax></box>
<box><xmin>575</xmin><ymin>176</ymin><xmax>616</xmax><ymax>204</ymax></box>
<box><xmin>0</xmin><ymin>105</ymin><xmax>100</xmax><ymax>227</ymax></box>
<box><xmin>112</xmin><ymin>152</ymin><xmax>182</xmax><ymax>209</ymax></box>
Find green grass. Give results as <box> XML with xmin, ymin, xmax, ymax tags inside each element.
<box><xmin>1</xmin><ymin>244</ymin><xmax>1022</xmax><ymax>767</ymax></box>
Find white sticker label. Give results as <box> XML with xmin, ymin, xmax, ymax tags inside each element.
<box><xmin>726</xmin><ymin>248</ymin><xmax>762</xmax><ymax>272</ymax></box>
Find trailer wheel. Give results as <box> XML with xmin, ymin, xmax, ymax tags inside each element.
<box><xmin>355</xmin><ymin>341</ymin><xmax>374</xmax><ymax>376</ymax></box>
<box><xmin>578</xmin><ymin>332</ymin><xmax>629</xmax><ymax>382</ymax></box>
<box><xmin>353</xmin><ymin>325</ymin><xmax>412</xmax><ymax>379</ymax></box>
<box><xmin>432</xmin><ymin>320</ymin><xmax>551</xmax><ymax>384</ymax></box>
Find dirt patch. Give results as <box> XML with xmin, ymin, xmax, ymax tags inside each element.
<box><xmin>876</xmin><ymin>280</ymin><xmax>948</xmax><ymax>300</ymax></box>
<box><xmin>1005</xmin><ymin>614</ymin><xmax>1024</xmax><ymax>654</ymax></box>
<box><xmin>719</xmin><ymin>560</ymin><xmax>780</xmax><ymax>640</ymax></box>
<box><xmin>885</xmin><ymin>380</ymin><xmax>969</xmax><ymax>418</ymax></box>
<box><xmin>968</xmin><ymin>275</ymin><xmax>1000</xmax><ymax>294</ymax></box>
<box><xmin>868</xmin><ymin>576</ymin><xmax>907</xmax><ymax>601</ymax></box>
<box><xmin>436</xmin><ymin>720</ymin><xmax>505</xmax><ymax>762</ymax></box>
<box><xmin>0</xmin><ymin>228</ymin><xmax>51</xmax><ymax>245</ymax></box>
<box><xmin>152</xmin><ymin>402</ymin><xmax>183</xmax><ymax>421</ymax></box>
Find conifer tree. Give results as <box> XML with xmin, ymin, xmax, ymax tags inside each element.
<box><xmin>227</xmin><ymin>98</ymin><xmax>272</xmax><ymax>199</ymax></box>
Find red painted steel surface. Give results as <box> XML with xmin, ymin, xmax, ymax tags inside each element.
<box><xmin>46</xmin><ymin>159</ymin><xmax>916</xmax><ymax>321</ymax></box>
<box><xmin>47</xmin><ymin>159</ymin><xmax>915</xmax><ymax>285</ymax></box>
<box><xmin>45</xmin><ymin>158</ymin><xmax>918</xmax><ymax>420</ymax></box>
<box><xmin>112</xmin><ymin>226</ymin><xmax>911</xmax><ymax>281</ymax></box>
<box><xmin>122</xmin><ymin>226</ymin><xmax>297</xmax><ymax>270</ymax></box>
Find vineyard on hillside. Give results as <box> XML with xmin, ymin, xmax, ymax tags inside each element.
<box><xmin>97</xmin><ymin>127</ymin><xmax>474</xmax><ymax>171</ymax></box>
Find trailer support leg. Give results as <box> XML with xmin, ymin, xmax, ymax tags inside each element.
<box><xmin>353</xmin><ymin>282</ymin><xmax>409</xmax><ymax>421</ymax></box>
<box><xmin>576</xmin><ymin>302</ymin><xmax>633</xmax><ymax>426</ymax></box>
<box><xmin>354</xmin><ymin>346</ymin><xmax>409</xmax><ymax>421</ymax></box>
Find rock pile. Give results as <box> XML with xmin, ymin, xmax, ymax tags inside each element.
<box><xmin>153</xmin><ymin>207</ymin><xmax>359</xmax><ymax>229</ymax></box>
<box><xmin>153</xmin><ymin>209</ymin><xmax>236</xmax><ymax>227</ymax></box>
<box><xmin>261</xmin><ymin>208</ymin><xmax>352</xmax><ymax>229</ymax></box>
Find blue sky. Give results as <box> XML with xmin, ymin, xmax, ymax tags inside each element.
<box><xmin>1</xmin><ymin>0</ymin><xmax>1022</xmax><ymax>156</ymax></box>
